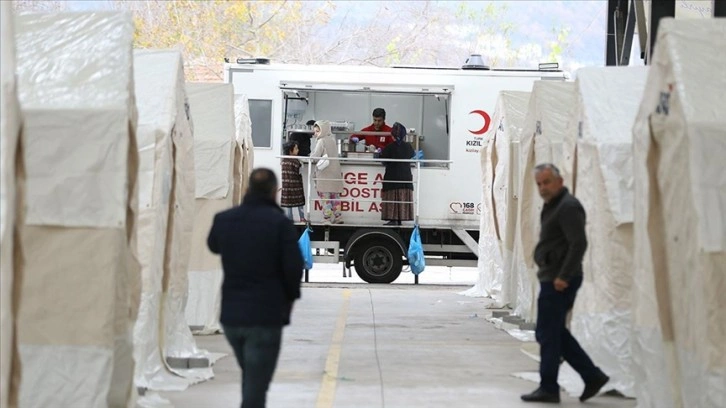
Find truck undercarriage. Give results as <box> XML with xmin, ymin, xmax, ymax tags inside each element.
<box><xmin>296</xmin><ymin>223</ymin><xmax>479</xmax><ymax>284</ymax></box>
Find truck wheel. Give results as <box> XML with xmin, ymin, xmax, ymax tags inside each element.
<box><xmin>353</xmin><ymin>239</ymin><xmax>403</xmax><ymax>284</ymax></box>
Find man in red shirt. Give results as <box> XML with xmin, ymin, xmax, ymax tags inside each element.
<box><xmin>350</xmin><ymin>107</ymin><xmax>393</xmax><ymax>150</ymax></box>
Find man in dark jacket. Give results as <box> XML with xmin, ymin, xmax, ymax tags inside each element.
<box><xmin>521</xmin><ymin>163</ymin><xmax>609</xmax><ymax>404</ymax></box>
<box><xmin>207</xmin><ymin>168</ymin><xmax>303</xmax><ymax>408</ymax></box>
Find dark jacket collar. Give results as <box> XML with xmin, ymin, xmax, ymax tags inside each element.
<box><xmin>544</xmin><ymin>187</ymin><xmax>569</xmax><ymax>209</ymax></box>
<box><xmin>243</xmin><ymin>193</ymin><xmax>283</xmax><ymax>212</ymax></box>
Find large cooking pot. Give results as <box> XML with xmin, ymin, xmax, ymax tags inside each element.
<box><xmin>405</xmin><ymin>128</ymin><xmax>417</xmax><ymax>144</ymax></box>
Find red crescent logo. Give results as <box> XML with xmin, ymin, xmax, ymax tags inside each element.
<box><xmin>469</xmin><ymin>110</ymin><xmax>491</xmax><ymax>135</ymax></box>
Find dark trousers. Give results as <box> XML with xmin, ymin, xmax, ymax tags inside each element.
<box><xmin>223</xmin><ymin>325</ymin><xmax>283</xmax><ymax>408</ymax></box>
<box><xmin>535</xmin><ymin>276</ymin><xmax>602</xmax><ymax>393</ymax></box>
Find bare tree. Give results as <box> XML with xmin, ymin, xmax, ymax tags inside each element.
<box><xmin>13</xmin><ymin>0</ymin><xmax>66</xmax><ymax>12</ymax></box>
<box><xmin>112</xmin><ymin>0</ymin><xmax>573</xmax><ymax>79</ymax></box>
<box><xmin>114</xmin><ymin>0</ymin><xmax>335</xmax><ymax>81</ymax></box>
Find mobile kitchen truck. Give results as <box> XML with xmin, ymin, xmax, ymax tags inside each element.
<box><xmin>224</xmin><ymin>58</ymin><xmax>566</xmax><ymax>283</ymax></box>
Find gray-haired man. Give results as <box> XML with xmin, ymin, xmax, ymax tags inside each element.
<box><xmin>520</xmin><ymin>163</ymin><xmax>609</xmax><ymax>403</ymax></box>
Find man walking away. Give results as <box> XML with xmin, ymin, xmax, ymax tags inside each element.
<box><xmin>520</xmin><ymin>163</ymin><xmax>609</xmax><ymax>403</ymax></box>
<box><xmin>208</xmin><ymin>168</ymin><xmax>304</xmax><ymax>408</ymax></box>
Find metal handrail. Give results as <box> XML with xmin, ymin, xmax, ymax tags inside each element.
<box><xmin>313</xmin><ymin>178</ymin><xmax>414</xmax><ymax>184</ymax></box>
<box><xmin>278</xmin><ymin>155</ymin><xmax>451</xmax><ymax>164</ymax></box>
<box><xmin>335</xmin><ymin>131</ymin><xmax>392</xmax><ymax>136</ymax></box>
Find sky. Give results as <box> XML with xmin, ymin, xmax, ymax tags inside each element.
<box><xmin>307</xmin><ymin>1</ymin><xmax>611</xmax><ymax>69</ymax></box>
<box><xmin>66</xmin><ymin>0</ymin><xmax>110</xmax><ymax>11</ymax></box>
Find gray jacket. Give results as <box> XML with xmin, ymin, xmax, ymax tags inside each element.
<box><xmin>533</xmin><ymin>187</ymin><xmax>588</xmax><ymax>282</ymax></box>
<box><xmin>311</xmin><ymin>121</ymin><xmax>344</xmax><ymax>194</ymax></box>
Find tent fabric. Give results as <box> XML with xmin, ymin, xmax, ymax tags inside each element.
<box><xmin>233</xmin><ymin>95</ymin><xmax>253</xmax><ymax>205</ymax></box>
<box><xmin>463</xmin><ymin>117</ymin><xmax>500</xmax><ymax>298</ymax></box>
<box><xmin>185</xmin><ymin>83</ymin><xmax>236</xmax><ymax>335</ymax></box>
<box><xmin>187</xmin><ymin>83</ymin><xmax>235</xmax><ymax>200</ymax></box>
<box><xmin>632</xmin><ymin>18</ymin><xmax>726</xmax><ymax>408</ymax></box>
<box><xmin>465</xmin><ymin>91</ymin><xmax>529</xmax><ymax>305</ymax></box>
<box><xmin>185</xmin><ymin>199</ymin><xmax>228</xmax><ymax>335</ymax></box>
<box><xmin>574</xmin><ymin>67</ymin><xmax>647</xmax><ymax>225</ymax></box>
<box><xmin>569</xmin><ymin>66</ymin><xmax>648</xmax><ymax>399</ymax></box>
<box><xmin>509</xmin><ymin>81</ymin><xmax>576</xmax><ymax>322</ymax></box>
<box><xmin>17</xmin><ymin>228</ymin><xmax>139</xmax><ymax>407</ymax></box>
<box><xmin>132</xmin><ymin>49</ymin><xmax>212</xmax><ymax>391</ymax></box>
<box><xmin>160</xmin><ymin>58</ymin><xmax>198</xmax><ymax>364</ymax></box>
<box><xmin>14</xmin><ymin>12</ymin><xmax>139</xmax><ymax>408</ymax></box>
<box><xmin>17</xmin><ymin>13</ymin><xmax>134</xmax><ymax>229</ymax></box>
<box><xmin>132</xmin><ymin>49</ymin><xmax>187</xmax><ymax>391</ymax></box>
<box><xmin>185</xmin><ymin>260</ymin><xmax>223</xmax><ymax>334</ymax></box>
<box><xmin>490</xmin><ymin>91</ymin><xmax>530</xmax><ymax>308</ymax></box>
<box><xmin>0</xmin><ymin>4</ymin><xmax>21</xmax><ymax>407</ymax></box>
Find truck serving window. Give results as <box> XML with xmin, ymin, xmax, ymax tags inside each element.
<box><xmin>281</xmin><ymin>87</ymin><xmax>451</xmax><ymax>164</ymax></box>
<box><xmin>249</xmin><ymin>99</ymin><xmax>273</xmax><ymax>148</ymax></box>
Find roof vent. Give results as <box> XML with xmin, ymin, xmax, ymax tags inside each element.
<box><xmin>462</xmin><ymin>54</ymin><xmax>490</xmax><ymax>70</ymax></box>
<box><xmin>538</xmin><ymin>62</ymin><xmax>559</xmax><ymax>71</ymax></box>
<box><xmin>236</xmin><ymin>57</ymin><xmax>270</xmax><ymax>65</ymax></box>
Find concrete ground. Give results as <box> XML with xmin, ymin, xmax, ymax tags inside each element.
<box><xmin>158</xmin><ymin>266</ymin><xmax>636</xmax><ymax>408</ymax></box>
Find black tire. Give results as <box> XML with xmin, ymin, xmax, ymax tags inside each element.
<box><xmin>353</xmin><ymin>239</ymin><xmax>403</xmax><ymax>284</ymax></box>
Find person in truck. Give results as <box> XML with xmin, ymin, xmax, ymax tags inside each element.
<box><xmin>350</xmin><ymin>107</ymin><xmax>393</xmax><ymax>150</ymax></box>
<box><xmin>380</xmin><ymin>122</ymin><xmax>415</xmax><ymax>226</ymax></box>
<box><xmin>311</xmin><ymin>120</ymin><xmax>344</xmax><ymax>224</ymax></box>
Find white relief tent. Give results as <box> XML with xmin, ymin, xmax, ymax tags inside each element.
<box><xmin>185</xmin><ymin>82</ymin><xmax>236</xmax><ymax>335</ymax></box>
<box><xmin>132</xmin><ymin>49</ymin><xmax>213</xmax><ymax>393</ymax></box>
<box><xmin>465</xmin><ymin>91</ymin><xmax>530</xmax><ymax>307</ymax></box>
<box><xmin>0</xmin><ymin>3</ymin><xmax>22</xmax><ymax>407</ymax></box>
<box><xmin>234</xmin><ymin>94</ymin><xmax>254</xmax><ymax>204</ymax></box>
<box><xmin>158</xmin><ymin>55</ymin><xmax>210</xmax><ymax>378</ymax></box>
<box><xmin>14</xmin><ymin>12</ymin><xmax>140</xmax><ymax>408</ymax></box>
<box><xmin>632</xmin><ymin>18</ymin><xmax>726</xmax><ymax>408</ymax></box>
<box><xmin>132</xmin><ymin>48</ymin><xmax>187</xmax><ymax>392</ymax></box>
<box><xmin>568</xmin><ymin>66</ymin><xmax>648</xmax><ymax>398</ymax></box>
<box><xmin>509</xmin><ymin>81</ymin><xmax>576</xmax><ymax>322</ymax></box>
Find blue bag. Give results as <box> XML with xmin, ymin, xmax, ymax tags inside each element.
<box><xmin>298</xmin><ymin>227</ymin><xmax>313</xmax><ymax>270</ymax></box>
<box><xmin>407</xmin><ymin>225</ymin><xmax>425</xmax><ymax>275</ymax></box>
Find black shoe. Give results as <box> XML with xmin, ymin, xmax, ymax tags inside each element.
<box><xmin>384</xmin><ymin>220</ymin><xmax>398</xmax><ymax>225</ymax></box>
<box><xmin>580</xmin><ymin>373</ymin><xmax>609</xmax><ymax>402</ymax></box>
<box><xmin>521</xmin><ymin>387</ymin><xmax>560</xmax><ymax>403</ymax></box>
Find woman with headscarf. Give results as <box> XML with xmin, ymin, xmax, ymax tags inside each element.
<box><xmin>380</xmin><ymin>122</ymin><xmax>415</xmax><ymax>225</ymax></box>
<box><xmin>310</xmin><ymin>120</ymin><xmax>344</xmax><ymax>224</ymax></box>
<box><xmin>280</xmin><ymin>141</ymin><xmax>306</xmax><ymax>222</ymax></box>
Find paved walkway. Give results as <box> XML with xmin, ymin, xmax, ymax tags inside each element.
<box><xmin>159</xmin><ymin>283</ymin><xmax>636</xmax><ymax>408</ymax></box>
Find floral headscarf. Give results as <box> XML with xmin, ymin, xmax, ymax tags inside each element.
<box><xmin>391</xmin><ymin>122</ymin><xmax>406</xmax><ymax>145</ymax></box>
